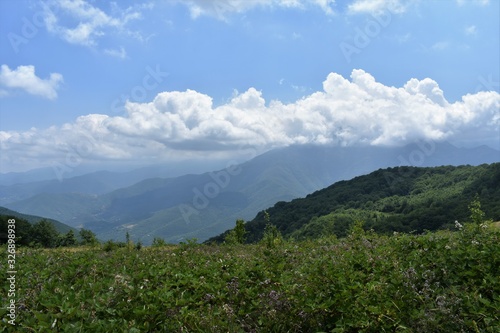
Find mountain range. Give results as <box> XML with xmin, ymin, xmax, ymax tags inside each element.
<box><xmin>2</xmin><ymin>142</ymin><xmax>499</xmax><ymax>244</ymax></box>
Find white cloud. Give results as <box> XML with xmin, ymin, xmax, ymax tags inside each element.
<box><xmin>456</xmin><ymin>0</ymin><xmax>489</xmax><ymax>6</ymax></box>
<box><xmin>104</xmin><ymin>47</ymin><xmax>127</xmax><ymax>59</ymax></box>
<box><xmin>431</xmin><ymin>41</ymin><xmax>450</xmax><ymax>51</ymax></box>
<box><xmin>348</xmin><ymin>0</ymin><xmax>410</xmax><ymax>15</ymax></box>
<box><xmin>41</xmin><ymin>0</ymin><xmax>143</xmax><ymax>47</ymax></box>
<box><xmin>0</xmin><ymin>65</ymin><xmax>63</xmax><ymax>100</ymax></box>
<box><xmin>178</xmin><ymin>0</ymin><xmax>335</xmax><ymax>19</ymax></box>
<box><xmin>465</xmin><ymin>25</ymin><xmax>477</xmax><ymax>36</ymax></box>
<box><xmin>1</xmin><ymin>70</ymin><xmax>499</xmax><ymax>172</ymax></box>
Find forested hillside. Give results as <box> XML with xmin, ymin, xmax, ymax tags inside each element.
<box><xmin>210</xmin><ymin>163</ymin><xmax>500</xmax><ymax>243</ymax></box>
<box><xmin>4</xmin><ymin>143</ymin><xmax>498</xmax><ymax>245</ymax></box>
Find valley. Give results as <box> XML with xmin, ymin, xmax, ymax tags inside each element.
<box><xmin>1</xmin><ymin>142</ymin><xmax>498</xmax><ymax>244</ymax></box>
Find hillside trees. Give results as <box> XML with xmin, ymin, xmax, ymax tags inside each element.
<box><xmin>1</xmin><ymin>215</ymin><xmax>98</xmax><ymax>248</ymax></box>
<box><xmin>210</xmin><ymin>163</ymin><xmax>500</xmax><ymax>244</ymax></box>
<box><xmin>0</xmin><ymin>215</ymin><xmax>33</xmax><ymax>245</ymax></box>
<box><xmin>31</xmin><ymin>219</ymin><xmax>59</xmax><ymax>248</ymax></box>
<box><xmin>224</xmin><ymin>219</ymin><xmax>247</xmax><ymax>244</ymax></box>
<box><xmin>79</xmin><ymin>228</ymin><xmax>98</xmax><ymax>246</ymax></box>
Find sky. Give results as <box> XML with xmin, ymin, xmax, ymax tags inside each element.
<box><xmin>0</xmin><ymin>0</ymin><xmax>499</xmax><ymax>174</ymax></box>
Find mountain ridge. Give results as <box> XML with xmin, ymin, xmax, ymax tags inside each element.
<box><xmin>210</xmin><ymin>163</ymin><xmax>500</xmax><ymax>243</ymax></box>
<box><xmin>4</xmin><ymin>142</ymin><xmax>499</xmax><ymax>244</ymax></box>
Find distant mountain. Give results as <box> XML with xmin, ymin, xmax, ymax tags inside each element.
<box><xmin>209</xmin><ymin>163</ymin><xmax>500</xmax><ymax>243</ymax></box>
<box><xmin>4</xmin><ymin>142</ymin><xmax>499</xmax><ymax>244</ymax></box>
<box><xmin>0</xmin><ymin>161</ymin><xmax>233</xmax><ymax>206</ymax></box>
<box><xmin>0</xmin><ymin>206</ymin><xmax>78</xmax><ymax>235</ymax></box>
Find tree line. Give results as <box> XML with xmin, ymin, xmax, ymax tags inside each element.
<box><xmin>0</xmin><ymin>215</ymin><xmax>98</xmax><ymax>248</ymax></box>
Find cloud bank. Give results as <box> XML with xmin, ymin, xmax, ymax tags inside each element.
<box><xmin>0</xmin><ymin>69</ymin><xmax>498</xmax><ymax>172</ymax></box>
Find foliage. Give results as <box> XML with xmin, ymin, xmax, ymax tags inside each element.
<box><xmin>1</xmin><ymin>216</ymin><xmax>498</xmax><ymax>332</ymax></box>
<box><xmin>58</xmin><ymin>230</ymin><xmax>77</xmax><ymax>247</ymax></box>
<box><xmin>151</xmin><ymin>237</ymin><xmax>167</xmax><ymax>247</ymax></box>
<box><xmin>1</xmin><ymin>215</ymin><xmax>87</xmax><ymax>248</ymax></box>
<box><xmin>0</xmin><ymin>207</ymin><xmax>76</xmax><ymax>236</ymax></box>
<box><xmin>258</xmin><ymin>211</ymin><xmax>282</xmax><ymax>248</ymax></box>
<box><xmin>79</xmin><ymin>228</ymin><xmax>98</xmax><ymax>246</ymax></box>
<box><xmin>219</xmin><ymin>163</ymin><xmax>500</xmax><ymax>243</ymax></box>
<box><xmin>102</xmin><ymin>240</ymin><xmax>126</xmax><ymax>252</ymax></box>
<box><xmin>0</xmin><ymin>215</ymin><xmax>33</xmax><ymax>245</ymax></box>
<box><xmin>225</xmin><ymin>219</ymin><xmax>247</xmax><ymax>245</ymax></box>
<box><xmin>31</xmin><ymin>219</ymin><xmax>59</xmax><ymax>248</ymax></box>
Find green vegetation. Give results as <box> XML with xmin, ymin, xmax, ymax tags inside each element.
<box><xmin>211</xmin><ymin>164</ymin><xmax>499</xmax><ymax>243</ymax></box>
<box><xmin>1</xmin><ymin>164</ymin><xmax>499</xmax><ymax>331</ymax></box>
<box><xmin>1</xmin><ymin>201</ymin><xmax>498</xmax><ymax>332</ymax></box>
<box><xmin>224</xmin><ymin>219</ymin><xmax>247</xmax><ymax>245</ymax></box>
<box><xmin>0</xmin><ymin>207</ymin><xmax>77</xmax><ymax>235</ymax></box>
<box><xmin>0</xmin><ymin>215</ymin><xmax>95</xmax><ymax>248</ymax></box>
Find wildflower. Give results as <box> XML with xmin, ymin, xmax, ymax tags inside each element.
<box><xmin>222</xmin><ymin>304</ymin><xmax>234</xmax><ymax>316</ymax></box>
<box><xmin>454</xmin><ymin>220</ymin><xmax>463</xmax><ymax>230</ymax></box>
<box><xmin>445</xmin><ymin>245</ymin><xmax>451</xmax><ymax>250</ymax></box>
<box><xmin>471</xmin><ymin>240</ymin><xmax>479</xmax><ymax>245</ymax></box>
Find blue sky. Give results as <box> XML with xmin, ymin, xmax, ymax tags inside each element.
<box><xmin>0</xmin><ymin>0</ymin><xmax>499</xmax><ymax>173</ymax></box>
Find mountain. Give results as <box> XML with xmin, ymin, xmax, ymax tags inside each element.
<box><xmin>208</xmin><ymin>163</ymin><xmax>500</xmax><ymax>243</ymax></box>
<box><xmin>0</xmin><ymin>160</ymin><xmax>234</xmax><ymax>206</ymax></box>
<box><xmin>0</xmin><ymin>206</ymin><xmax>78</xmax><ymax>235</ymax></box>
<box><xmin>4</xmin><ymin>142</ymin><xmax>499</xmax><ymax>244</ymax></box>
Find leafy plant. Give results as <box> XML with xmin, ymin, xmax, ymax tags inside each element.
<box><xmin>1</xmin><ymin>200</ymin><xmax>498</xmax><ymax>332</ymax></box>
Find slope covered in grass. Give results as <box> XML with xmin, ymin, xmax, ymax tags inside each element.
<box><xmin>1</xmin><ymin>220</ymin><xmax>498</xmax><ymax>332</ymax></box>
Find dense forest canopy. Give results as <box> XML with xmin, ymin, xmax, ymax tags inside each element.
<box><xmin>209</xmin><ymin>163</ymin><xmax>500</xmax><ymax>243</ymax></box>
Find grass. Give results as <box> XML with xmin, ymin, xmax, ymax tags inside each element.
<box><xmin>1</xmin><ymin>223</ymin><xmax>499</xmax><ymax>332</ymax></box>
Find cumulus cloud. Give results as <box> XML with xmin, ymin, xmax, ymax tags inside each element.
<box><xmin>41</xmin><ymin>0</ymin><xmax>143</xmax><ymax>47</ymax></box>
<box><xmin>1</xmin><ymin>70</ymin><xmax>499</xmax><ymax>172</ymax></box>
<box><xmin>0</xmin><ymin>65</ymin><xmax>63</xmax><ymax>99</ymax></box>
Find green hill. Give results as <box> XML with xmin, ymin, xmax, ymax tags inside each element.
<box><xmin>0</xmin><ymin>206</ymin><xmax>78</xmax><ymax>235</ymax></box>
<box><xmin>5</xmin><ymin>143</ymin><xmax>499</xmax><ymax>244</ymax></box>
<box><xmin>209</xmin><ymin>163</ymin><xmax>500</xmax><ymax>243</ymax></box>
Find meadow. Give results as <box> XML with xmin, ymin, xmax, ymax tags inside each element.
<box><xmin>1</xmin><ymin>219</ymin><xmax>498</xmax><ymax>332</ymax></box>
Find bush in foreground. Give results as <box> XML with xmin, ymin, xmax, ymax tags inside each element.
<box><xmin>1</xmin><ymin>215</ymin><xmax>498</xmax><ymax>332</ymax></box>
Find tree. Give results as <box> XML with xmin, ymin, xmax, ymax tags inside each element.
<box><xmin>261</xmin><ymin>211</ymin><xmax>283</xmax><ymax>248</ymax></box>
<box><xmin>0</xmin><ymin>215</ymin><xmax>33</xmax><ymax>245</ymax></box>
<box><xmin>79</xmin><ymin>228</ymin><xmax>98</xmax><ymax>246</ymax></box>
<box><xmin>225</xmin><ymin>219</ymin><xmax>247</xmax><ymax>245</ymax></box>
<box><xmin>234</xmin><ymin>219</ymin><xmax>247</xmax><ymax>244</ymax></box>
<box><xmin>59</xmin><ymin>230</ymin><xmax>77</xmax><ymax>247</ymax></box>
<box><xmin>32</xmin><ymin>220</ymin><xmax>59</xmax><ymax>248</ymax></box>
<box><xmin>126</xmin><ymin>231</ymin><xmax>133</xmax><ymax>249</ymax></box>
<box><xmin>152</xmin><ymin>237</ymin><xmax>167</xmax><ymax>247</ymax></box>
